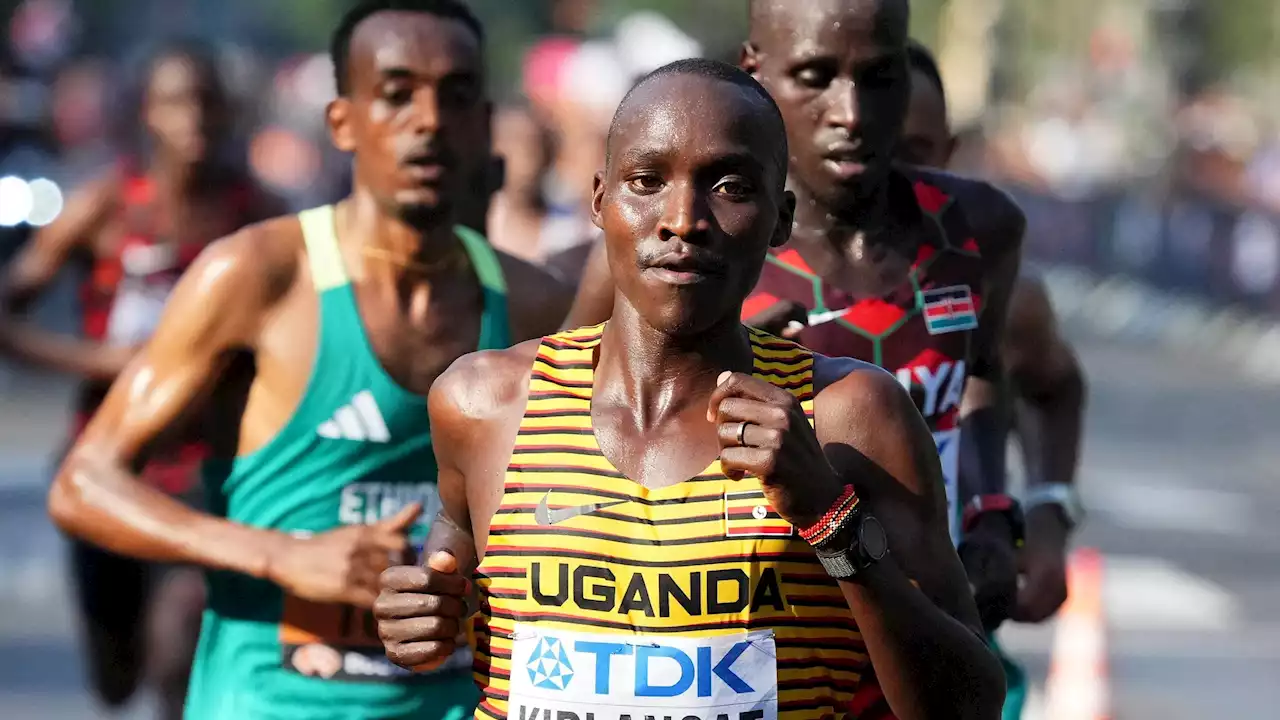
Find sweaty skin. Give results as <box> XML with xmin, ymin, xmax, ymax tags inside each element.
<box><xmin>377</xmin><ymin>67</ymin><xmax>1005</xmax><ymax>720</ymax></box>
<box><xmin>48</xmin><ymin>11</ymin><xmax>571</xmax><ymax>618</ymax></box>
<box><xmin>565</xmin><ymin>0</ymin><xmax>1026</xmax><ymax>626</ymax></box>
<box><xmin>899</xmin><ymin>57</ymin><xmax>1085</xmax><ymax>623</ymax></box>
<box><xmin>2</xmin><ymin>50</ymin><xmax>278</xmax><ymax>719</ymax></box>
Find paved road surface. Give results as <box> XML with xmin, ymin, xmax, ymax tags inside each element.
<box><xmin>2</xmin><ymin>323</ymin><xmax>1278</xmax><ymax>719</ymax></box>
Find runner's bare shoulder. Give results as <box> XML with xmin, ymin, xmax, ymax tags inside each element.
<box><xmin>164</xmin><ymin>214</ymin><xmax>305</xmax><ymax>346</ymax></box>
<box><xmin>427</xmin><ymin>339</ymin><xmax>545</xmax><ymax>478</ymax></box>
<box><xmin>429</xmin><ymin>339</ymin><xmax>544</xmax><ymax>427</ymax></box>
<box><xmin>903</xmin><ymin>165</ymin><xmax>1026</xmax><ymax>257</ymax></box>
<box><xmin>811</xmin><ymin>352</ymin><xmax>940</xmax><ymax>498</ymax></box>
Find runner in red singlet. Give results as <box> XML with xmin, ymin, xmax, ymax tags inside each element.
<box><xmin>564</xmin><ymin>0</ymin><xmax>1027</xmax><ymax>633</ymax></box>
<box><xmin>0</xmin><ymin>41</ymin><xmax>278</xmax><ymax>718</ymax></box>
<box><xmin>899</xmin><ymin>39</ymin><xmax>1087</xmax><ymax>720</ymax></box>
<box><xmin>899</xmin><ymin>38</ymin><xmax>1085</xmax><ymax>627</ymax></box>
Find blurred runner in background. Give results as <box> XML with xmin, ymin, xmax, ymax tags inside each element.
<box><xmin>898</xmin><ymin>38</ymin><xmax>1087</xmax><ymax>719</ymax></box>
<box><xmin>485</xmin><ymin>105</ymin><xmax>554</xmax><ymax>264</ymax></box>
<box><xmin>45</xmin><ymin>1</ymin><xmax>570</xmax><ymax>717</ymax></box>
<box><xmin>0</xmin><ymin>39</ymin><xmax>278</xmax><ymax>718</ymax></box>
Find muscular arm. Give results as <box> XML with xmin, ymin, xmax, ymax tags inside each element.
<box><xmin>561</xmin><ymin>236</ymin><xmax>615</xmax><ymax>329</ymax></box>
<box><xmin>426</xmin><ymin>341</ymin><xmax>541</xmax><ymax>554</ymax></box>
<box><xmin>957</xmin><ymin>184</ymin><xmax>1025</xmax><ymax>505</ymax></box>
<box><xmin>818</xmin><ymin>366</ymin><xmax>1005</xmax><ymax>720</ymax></box>
<box><xmin>47</xmin><ymin>227</ymin><xmax>287</xmax><ymax>577</ymax></box>
<box><xmin>0</xmin><ymin>175</ymin><xmax>130</xmax><ymax>380</ymax></box>
<box><xmin>1004</xmin><ymin>276</ymin><xmax>1085</xmax><ymax>491</ymax></box>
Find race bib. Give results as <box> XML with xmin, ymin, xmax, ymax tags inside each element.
<box><xmin>933</xmin><ymin>428</ymin><xmax>961</xmax><ymax>547</ymax></box>
<box><xmin>509</xmin><ymin>625</ymin><xmax>778</xmax><ymax>720</ymax></box>
<box><xmin>280</xmin><ymin>596</ymin><xmax>470</xmax><ymax>682</ymax></box>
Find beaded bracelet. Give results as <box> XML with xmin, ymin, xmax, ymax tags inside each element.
<box><xmin>799</xmin><ymin>484</ymin><xmax>860</xmax><ymax>547</ymax></box>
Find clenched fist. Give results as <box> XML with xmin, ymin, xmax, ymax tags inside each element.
<box><xmin>266</xmin><ymin>503</ymin><xmax>422</xmax><ymax>608</ymax></box>
<box><xmin>708</xmin><ymin>371</ymin><xmax>844</xmax><ymax>529</ymax></box>
<box><xmin>376</xmin><ymin>551</ymin><xmax>470</xmax><ymax>672</ymax></box>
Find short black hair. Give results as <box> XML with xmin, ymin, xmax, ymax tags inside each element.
<box><xmin>607</xmin><ymin>58</ymin><xmax>788</xmax><ymax>179</ymax></box>
<box><xmin>330</xmin><ymin>0</ymin><xmax>485</xmax><ymax>96</ymax></box>
<box><xmin>906</xmin><ymin>38</ymin><xmax>946</xmax><ymax>108</ymax></box>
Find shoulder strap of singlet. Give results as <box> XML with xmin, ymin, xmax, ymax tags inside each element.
<box><xmin>454</xmin><ymin>224</ymin><xmax>507</xmax><ymax>295</ymax></box>
<box><xmin>298</xmin><ymin>205</ymin><xmax>349</xmax><ymax>292</ymax></box>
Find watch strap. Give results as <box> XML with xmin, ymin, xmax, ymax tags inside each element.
<box><xmin>961</xmin><ymin>493</ymin><xmax>1026</xmax><ymax>545</ymax></box>
<box><xmin>1024</xmin><ymin>483</ymin><xmax>1083</xmax><ymax>529</ymax></box>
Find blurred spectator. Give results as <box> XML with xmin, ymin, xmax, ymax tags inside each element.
<box><xmin>487</xmin><ymin>105</ymin><xmax>554</xmax><ymax>263</ymax></box>
<box><xmin>48</xmin><ymin>57</ymin><xmax>113</xmax><ymax>184</ymax></box>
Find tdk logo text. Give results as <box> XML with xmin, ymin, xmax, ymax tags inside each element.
<box><xmin>526</xmin><ymin>636</ymin><xmax>755</xmax><ymax>697</ymax></box>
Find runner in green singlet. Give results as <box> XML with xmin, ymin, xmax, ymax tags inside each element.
<box><xmin>47</xmin><ymin>2</ymin><xmax>573</xmax><ymax>718</ymax></box>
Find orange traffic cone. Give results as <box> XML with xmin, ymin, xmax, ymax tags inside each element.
<box><xmin>1044</xmin><ymin>547</ymin><xmax>1110</xmax><ymax>720</ymax></box>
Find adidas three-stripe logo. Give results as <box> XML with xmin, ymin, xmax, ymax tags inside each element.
<box><xmin>316</xmin><ymin>390</ymin><xmax>391</xmax><ymax>443</ymax></box>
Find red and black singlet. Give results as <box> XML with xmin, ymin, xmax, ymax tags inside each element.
<box><xmin>74</xmin><ymin>166</ymin><xmax>257</xmax><ymax>494</ymax></box>
<box><xmin>745</xmin><ymin>178</ymin><xmax>985</xmax><ymax>543</ymax></box>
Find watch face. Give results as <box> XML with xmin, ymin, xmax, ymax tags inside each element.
<box><xmin>859</xmin><ymin>516</ymin><xmax>889</xmax><ymax>560</ymax></box>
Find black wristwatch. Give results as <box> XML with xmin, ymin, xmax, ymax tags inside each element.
<box><xmin>814</xmin><ymin>513</ymin><xmax>889</xmax><ymax>580</ymax></box>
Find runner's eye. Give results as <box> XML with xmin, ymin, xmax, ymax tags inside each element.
<box><xmin>793</xmin><ymin>64</ymin><xmax>835</xmax><ymax>90</ymax></box>
<box><xmin>626</xmin><ymin>174</ymin><xmax>664</xmax><ymax>194</ymax></box>
<box><xmin>713</xmin><ymin>178</ymin><xmax>754</xmax><ymax>199</ymax></box>
<box><xmin>380</xmin><ymin>82</ymin><xmax>414</xmax><ymax>106</ymax></box>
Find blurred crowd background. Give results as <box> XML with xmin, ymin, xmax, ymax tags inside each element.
<box><xmin>3</xmin><ymin>0</ymin><xmax>1280</xmax><ymax>308</ymax></box>
<box><xmin>1</xmin><ymin>1</ymin><xmax>1279</xmax><ymax>718</ymax></box>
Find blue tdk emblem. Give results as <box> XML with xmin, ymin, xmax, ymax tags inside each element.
<box><xmin>527</xmin><ymin>636</ymin><xmax>575</xmax><ymax>691</ymax></box>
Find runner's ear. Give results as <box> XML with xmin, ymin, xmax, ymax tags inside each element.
<box><xmin>770</xmin><ymin>190</ymin><xmax>796</xmax><ymax>248</ymax></box>
<box><xmin>590</xmin><ymin>171</ymin><xmax>606</xmax><ymax>231</ymax></box>
<box><xmin>740</xmin><ymin>42</ymin><xmax>761</xmax><ymax>77</ymax></box>
<box><xmin>326</xmin><ymin>97</ymin><xmax>355</xmax><ymax>153</ymax></box>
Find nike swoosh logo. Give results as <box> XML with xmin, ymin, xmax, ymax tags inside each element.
<box><xmin>807</xmin><ymin>308</ymin><xmax>850</xmax><ymax>326</ymax></box>
<box><xmin>535</xmin><ymin>492</ymin><xmax>628</xmax><ymax>526</ymax></box>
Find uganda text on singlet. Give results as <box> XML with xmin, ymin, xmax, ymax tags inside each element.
<box><xmin>746</xmin><ymin>177</ymin><xmax>983</xmax><ymax>545</ymax></box>
<box><xmin>186</xmin><ymin>205</ymin><xmax>509</xmax><ymax>720</ymax></box>
<box><xmin>472</xmin><ymin>325</ymin><xmax>874</xmax><ymax>720</ymax></box>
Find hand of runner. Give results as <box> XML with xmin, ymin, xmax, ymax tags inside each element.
<box><xmin>266</xmin><ymin>502</ymin><xmax>423</xmax><ymax>609</ymax></box>
<box><xmin>1011</xmin><ymin>505</ymin><xmax>1069</xmax><ymax>623</ymax></box>
<box><xmin>375</xmin><ymin>551</ymin><xmax>471</xmax><ymax>672</ymax></box>
<box><xmin>958</xmin><ymin>513</ymin><xmax>1019</xmax><ymax>632</ymax></box>
<box><xmin>709</xmin><ymin>371</ymin><xmax>844</xmax><ymax>528</ymax></box>
<box><xmin>743</xmin><ymin>300</ymin><xmax>808</xmax><ymax>339</ymax></box>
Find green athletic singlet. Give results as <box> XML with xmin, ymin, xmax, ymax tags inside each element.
<box><xmin>185</xmin><ymin>206</ymin><xmax>508</xmax><ymax>719</ymax></box>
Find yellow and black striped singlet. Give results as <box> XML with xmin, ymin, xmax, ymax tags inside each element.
<box><xmin>473</xmin><ymin>325</ymin><xmax>872</xmax><ymax>720</ymax></box>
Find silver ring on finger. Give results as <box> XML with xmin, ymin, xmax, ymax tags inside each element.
<box><xmin>737</xmin><ymin>421</ymin><xmax>750</xmax><ymax>447</ymax></box>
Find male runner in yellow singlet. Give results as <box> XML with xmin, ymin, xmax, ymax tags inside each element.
<box><xmin>47</xmin><ymin>1</ymin><xmax>572</xmax><ymax>717</ymax></box>
<box><xmin>375</xmin><ymin>59</ymin><xmax>1005</xmax><ymax>720</ymax></box>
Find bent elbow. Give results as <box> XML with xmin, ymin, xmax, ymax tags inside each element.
<box><xmin>978</xmin><ymin>663</ymin><xmax>1008</xmax><ymax>720</ymax></box>
<box><xmin>964</xmin><ymin>642</ymin><xmax>1009</xmax><ymax>720</ymax></box>
<box><xmin>48</xmin><ymin>451</ymin><xmax>99</xmax><ymax>538</ymax></box>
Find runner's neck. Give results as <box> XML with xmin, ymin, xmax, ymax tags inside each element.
<box><xmin>787</xmin><ymin>170</ymin><xmax>923</xmax><ymax>282</ymax></box>
<box><xmin>595</xmin><ymin>302</ymin><xmax>753</xmax><ymax>430</ymax></box>
<box><xmin>337</xmin><ymin>193</ymin><xmax>467</xmax><ymax>284</ymax></box>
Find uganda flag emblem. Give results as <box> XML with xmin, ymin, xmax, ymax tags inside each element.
<box><xmin>724</xmin><ymin>489</ymin><xmax>794</xmax><ymax>538</ymax></box>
